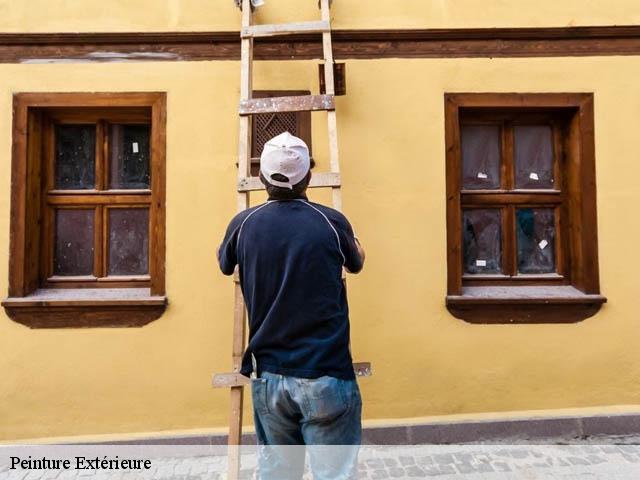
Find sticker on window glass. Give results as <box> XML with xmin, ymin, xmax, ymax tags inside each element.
<box><xmin>475</xmin><ymin>259</ymin><xmax>487</xmax><ymax>267</ymax></box>
<box><xmin>529</xmin><ymin>172</ymin><xmax>539</xmax><ymax>181</ymax></box>
<box><xmin>477</xmin><ymin>172</ymin><xmax>488</xmax><ymax>179</ymax></box>
<box><xmin>132</xmin><ymin>142</ymin><xmax>139</xmax><ymax>154</ymax></box>
<box><xmin>538</xmin><ymin>239</ymin><xmax>549</xmax><ymax>250</ymax></box>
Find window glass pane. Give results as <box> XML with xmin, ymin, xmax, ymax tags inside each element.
<box><xmin>516</xmin><ymin>208</ymin><xmax>556</xmax><ymax>274</ymax></box>
<box><xmin>461</xmin><ymin>125</ymin><xmax>501</xmax><ymax>190</ymax></box>
<box><xmin>108</xmin><ymin>208</ymin><xmax>149</xmax><ymax>275</ymax></box>
<box><xmin>514</xmin><ymin>125</ymin><xmax>555</xmax><ymax>189</ymax></box>
<box><xmin>109</xmin><ymin>124</ymin><xmax>151</xmax><ymax>189</ymax></box>
<box><xmin>54</xmin><ymin>209</ymin><xmax>94</xmax><ymax>276</ymax></box>
<box><xmin>55</xmin><ymin>125</ymin><xmax>96</xmax><ymax>189</ymax></box>
<box><xmin>463</xmin><ymin>209</ymin><xmax>502</xmax><ymax>274</ymax></box>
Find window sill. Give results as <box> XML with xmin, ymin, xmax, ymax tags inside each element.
<box><xmin>2</xmin><ymin>288</ymin><xmax>167</xmax><ymax>328</ymax></box>
<box><xmin>446</xmin><ymin>286</ymin><xmax>606</xmax><ymax>324</ymax></box>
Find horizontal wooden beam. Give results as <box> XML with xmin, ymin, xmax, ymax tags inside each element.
<box><xmin>239</xmin><ymin>95</ymin><xmax>334</xmax><ymax>115</ymax></box>
<box><xmin>212</xmin><ymin>373</ymin><xmax>250</xmax><ymax>388</ymax></box>
<box><xmin>3</xmin><ymin>26</ymin><xmax>640</xmax><ymax>63</ymax></box>
<box><xmin>242</xmin><ymin>21</ymin><xmax>330</xmax><ymax>39</ymax></box>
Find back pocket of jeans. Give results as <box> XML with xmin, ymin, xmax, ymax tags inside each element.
<box><xmin>304</xmin><ymin>376</ymin><xmax>348</xmax><ymax>422</ymax></box>
<box><xmin>251</xmin><ymin>378</ymin><xmax>269</xmax><ymax>415</ymax></box>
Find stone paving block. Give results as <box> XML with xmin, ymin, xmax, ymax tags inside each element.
<box><xmin>405</xmin><ymin>466</ymin><xmax>424</xmax><ymax>477</ymax></box>
<box><xmin>118</xmin><ymin>472</ymin><xmax>139</xmax><ymax>480</ymax></box>
<box><xmin>475</xmin><ymin>461</ymin><xmax>494</xmax><ymax>473</ymax></box>
<box><xmin>37</xmin><ymin>470</ymin><xmax>61</xmax><ymax>480</ymax></box>
<box><xmin>382</xmin><ymin>458</ymin><xmax>397</xmax><ymax>467</ymax></box>
<box><xmin>494</xmin><ymin>449</ymin><xmax>512</xmax><ymax>458</ymax></box>
<box><xmin>189</xmin><ymin>461</ymin><xmax>208</xmax><ymax>476</ymax></box>
<box><xmin>437</xmin><ymin>465</ymin><xmax>456</xmax><ymax>475</ymax></box>
<box><xmin>77</xmin><ymin>468</ymin><xmax>96</xmax><ymax>477</ymax></box>
<box><xmin>621</xmin><ymin>453</ymin><xmax>640</xmax><ymax>463</ymax></box>
<box><xmin>388</xmin><ymin>467</ymin><xmax>404</xmax><ymax>478</ymax></box>
<box><xmin>415</xmin><ymin>456</ymin><xmax>433</xmax><ymax>466</ymax></box>
<box><xmin>366</xmin><ymin>459</ymin><xmax>384</xmax><ymax>469</ymax></box>
<box><xmin>6</xmin><ymin>471</ymin><xmax>29</xmax><ymax>480</ymax></box>
<box><xmin>398</xmin><ymin>456</ymin><xmax>415</xmax><ymax>466</ymax></box>
<box><xmin>586</xmin><ymin>454</ymin><xmax>606</xmax><ymax>464</ymax></box>
<box><xmin>508</xmin><ymin>449</ymin><xmax>529</xmax><ymax>459</ymax></box>
<box><xmin>370</xmin><ymin>469</ymin><xmax>388</xmax><ymax>479</ymax></box>
<box><xmin>454</xmin><ymin>462</ymin><xmax>477</xmax><ymax>474</ymax></box>
<box><xmin>174</xmin><ymin>461</ymin><xmax>191</xmax><ymax>476</ymax></box>
<box><xmin>619</xmin><ymin>445</ymin><xmax>640</xmax><ymax>453</ymax></box>
<box><xmin>491</xmin><ymin>460</ymin><xmax>511</xmax><ymax>472</ymax></box>
<box><xmin>432</xmin><ymin>454</ymin><xmax>454</xmax><ymax>464</ymax></box>
<box><xmin>453</xmin><ymin>452</ymin><xmax>472</xmax><ymax>462</ymax></box>
<box><xmin>600</xmin><ymin>445</ymin><xmax>621</xmax><ymax>454</ymax></box>
<box><xmin>581</xmin><ymin>445</ymin><xmax>600</xmax><ymax>453</ymax></box>
<box><xmin>567</xmin><ymin>456</ymin><xmax>590</xmax><ymax>466</ymax></box>
<box><xmin>89</xmin><ymin>474</ymin><xmax>111</xmax><ymax>480</ymax></box>
<box><xmin>421</xmin><ymin>466</ymin><xmax>445</xmax><ymax>476</ymax></box>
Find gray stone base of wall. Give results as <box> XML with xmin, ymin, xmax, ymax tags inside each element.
<box><xmin>99</xmin><ymin>413</ymin><xmax>640</xmax><ymax>445</ymax></box>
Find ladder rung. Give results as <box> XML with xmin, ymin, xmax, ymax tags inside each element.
<box><xmin>213</xmin><ymin>362</ymin><xmax>372</xmax><ymax>388</ymax></box>
<box><xmin>238</xmin><ymin>172</ymin><xmax>341</xmax><ymax>192</ymax></box>
<box><xmin>212</xmin><ymin>372</ymin><xmax>250</xmax><ymax>388</ymax></box>
<box><xmin>240</xmin><ymin>95</ymin><xmax>334</xmax><ymax>115</ymax></box>
<box><xmin>353</xmin><ymin>362</ymin><xmax>373</xmax><ymax>377</ymax></box>
<box><xmin>242</xmin><ymin>20</ymin><xmax>330</xmax><ymax>38</ymax></box>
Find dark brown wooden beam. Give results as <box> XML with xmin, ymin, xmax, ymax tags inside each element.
<box><xmin>3</xmin><ymin>26</ymin><xmax>640</xmax><ymax>63</ymax></box>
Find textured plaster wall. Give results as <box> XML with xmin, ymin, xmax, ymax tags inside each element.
<box><xmin>0</xmin><ymin>0</ymin><xmax>639</xmax><ymax>32</ymax></box>
<box><xmin>0</xmin><ymin>56</ymin><xmax>638</xmax><ymax>440</ymax></box>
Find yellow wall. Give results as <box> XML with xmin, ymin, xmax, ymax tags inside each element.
<box><xmin>0</xmin><ymin>55</ymin><xmax>639</xmax><ymax>441</ymax></box>
<box><xmin>1</xmin><ymin>0</ymin><xmax>640</xmax><ymax>32</ymax></box>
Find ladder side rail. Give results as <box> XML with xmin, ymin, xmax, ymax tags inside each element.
<box><xmin>319</xmin><ymin>0</ymin><xmax>342</xmax><ymax>211</ymax></box>
<box><xmin>229</xmin><ymin>1</ymin><xmax>253</xmax><ymax>479</ymax></box>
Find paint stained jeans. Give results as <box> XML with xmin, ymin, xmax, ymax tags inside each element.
<box><xmin>251</xmin><ymin>371</ymin><xmax>362</xmax><ymax>480</ymax></box>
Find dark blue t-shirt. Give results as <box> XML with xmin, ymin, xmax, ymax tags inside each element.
<box><xmin>218</xmin><ymin>198</ymin><xmax>363</xmax><ymax>380</ymax></box>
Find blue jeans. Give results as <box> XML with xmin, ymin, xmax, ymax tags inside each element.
<box><xmin>251</xmin><ymin>371</ymin><xmax>362</xmax><ymax>480</ymax></box>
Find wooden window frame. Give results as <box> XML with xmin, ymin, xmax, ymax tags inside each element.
<box><xmin>3</xmin><ymin>93</ymin><xmax>167</xmax><ymax>328</ymax></box>
<box><xmin>444</xmin><ymin>93</ymin><xmax>606</xmax><ymax>323</ymax></box>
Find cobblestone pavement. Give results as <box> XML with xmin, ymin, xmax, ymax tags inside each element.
<box><xmin>3</xmin><ymin>440</ymin><xmax>640</xmax><ymax>479</ymax></box>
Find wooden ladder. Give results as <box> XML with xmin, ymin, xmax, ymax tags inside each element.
<box><xmin>213</xmin><ymin>1</ymin><xmax>372</xmax><ymax>478</ymax></box>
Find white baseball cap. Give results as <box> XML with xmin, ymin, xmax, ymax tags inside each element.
<box><xmin>260</xmin><ymin>132</ymin><xmax>310</xmax><ymax>190</ymax></box>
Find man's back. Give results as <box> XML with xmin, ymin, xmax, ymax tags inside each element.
<box><xmin>218</xmin><ymin>198</ymin><xmax>363</xmax><ymax>380</ymax></box>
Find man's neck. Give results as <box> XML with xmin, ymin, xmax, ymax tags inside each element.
<box><xmin>268</xmin><ymin>194</ymin><xmax>308</xmax><ymax>201</ymax></box>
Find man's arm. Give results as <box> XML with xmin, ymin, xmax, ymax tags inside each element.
<box><xmin>217</xmin><ymin>214</ymin><xmax>244</xmax><ymax>276</ymax></box>
<box><xmin>346</xmin><ymin>235</ymin><xmax>365</xmax><ymax>274</ymax></box>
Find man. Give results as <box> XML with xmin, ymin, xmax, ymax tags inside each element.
<box><xmin>217</xmin><ymin>131</ymin><xmax>365</xmax><ymax>479</ymax></box>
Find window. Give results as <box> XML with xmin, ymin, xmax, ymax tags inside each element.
<box><xmin>251</xmin><ymin>90</ymin><xmax>313</xmax><ymax>176</ymax></box>
<box><xmin>444</xmin><ymin>93</ymin><xmax>606</xmax><ymax>323</ymax></box>
<box><xmin>3</xmin><ymin>93</ymin><xmax>166</xmax><ymax>328</ymax></box>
